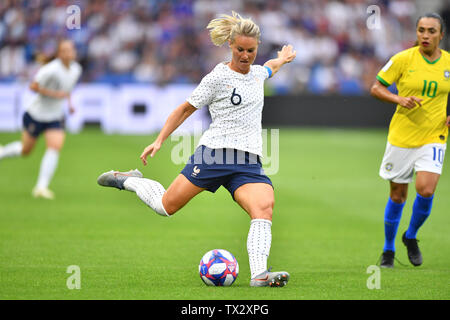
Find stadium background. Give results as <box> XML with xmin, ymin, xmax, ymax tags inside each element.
<box><xmin>1</xmin><ymin>0</ymin><xmax>449</xmax><ymax>92</ymax></box>
<box><xmin>1</xmin><ymin>0</ymin><xmax>449</xmax><ymax>300</ymax></box>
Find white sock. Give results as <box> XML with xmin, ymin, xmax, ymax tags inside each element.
<box><xmin>123</xmin><ymin>177</ymin><xmax>169</xmax><ymax>217</ymax></box>
<box><xmin>36</xmin><ymin>148</ymin><xmax>59</xmax><ymax>189</ymax></box>
<box><xmin>0</xmin><ymin>141</ymin><xmax>22</xmax><ymax>159</ymax></box>
<box><xmin>247</xmin><ymin>219</ymin><xmax>272</xmax><ymax>279</ymax></box>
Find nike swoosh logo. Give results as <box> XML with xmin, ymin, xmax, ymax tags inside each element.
<box><xmin>113</xmin><ymin>172</ymin><xmax>133</xmax><ymax>177</ymax></box>
<box><xmin>254</xmin><ymin>275</ymin><xmax>269</xmax><ymax>281</ymax></box>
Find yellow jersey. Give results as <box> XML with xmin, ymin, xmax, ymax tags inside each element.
<box><xmin>376</xmin><ymin>46</ymin><xmax>450</xmax><ymax>148</ymax></box>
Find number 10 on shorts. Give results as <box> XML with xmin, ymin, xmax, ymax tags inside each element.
<box><xmin>432</xmin><ymin>146</ymin><xmax>444</xmax><ymax>164</ymax></box>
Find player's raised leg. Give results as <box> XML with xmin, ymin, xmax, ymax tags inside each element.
<box><xmin>0</xmin><ymin>141</ymin><xmax>23</xmax><ymax>159</ymax></box>
<box><xmin>0</xmin><ymin>130</ymin><xmax>36</xmax><ymax>160</ymax></box>
<box><xmin>124</xmin><ymin>173</ymin><xmax>205</xmax><ymax>216</ymax></box>
<box><xmin>97</xmin><ymin>169</ymin><xmax>169</xmax><ymax>215</ymax></box>
<box><xmin>161</xmin><ymin>174</ymin><xmax>205</xmax><ymax>215</ymax></box>
<box><xmin>234</xmin><ymin>183</ymin><xmax>290</xmax><ymax>287</ymax></box>
<box><xmin>98</xmin><ymin>171</ymin><xmax>205</xmax><ymax>217</ymax></box>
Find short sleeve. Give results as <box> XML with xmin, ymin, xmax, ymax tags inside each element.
<box><xmin>33</xmin><ymin>64</ymin><xmax>53</xmax><ymax>86</ymax></box>
<box><xmin>376</xmin><ymin>52</ymin><xmax>406</xmax><ymax>86</ymax></box>
<box><xmin>253</xmin><ymin>65</ymin><xmax>270</xmax><ymax>80</ymax></box>
<box><xmin>187</xmin><ymin>72</ymin><xmax>218</xmax><ymax>109</ymax></box>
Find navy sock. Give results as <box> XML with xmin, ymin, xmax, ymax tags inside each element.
<box><xmin>405</xmin><ymin>194</ymin><xmax>433</xmax><ymax>239</ymax></box>
<box><xmin>383</xmin><ymin>198</ymin><xmax>405</xmax><ymax>252</ymax></box>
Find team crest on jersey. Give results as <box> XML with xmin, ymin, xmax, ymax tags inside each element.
<box><xmin>444</xmin><ymin>70</ymin><xmax>450</xmax><ymax>80</ymax></box>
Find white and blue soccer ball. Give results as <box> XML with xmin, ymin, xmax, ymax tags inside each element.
<box><xmin>199</xmin><ymin>249</ymin><xmax>239</xmax><ymax>286</ymax></box>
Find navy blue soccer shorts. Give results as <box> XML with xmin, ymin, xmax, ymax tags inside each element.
<box><xmin>180</xmin><ymin>145</ymin><xmax>273</xmax><ymax>199</ymax></box>
<box><xmin>23</xmin><ymin>112</ymin><xmax>64</xmax><ymax>138</ymax></box>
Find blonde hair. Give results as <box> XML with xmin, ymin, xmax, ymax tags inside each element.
<box><xmin>207</xmin><ymin>11</ymin><xmax>261</xmax><ymax>46</ymax></box>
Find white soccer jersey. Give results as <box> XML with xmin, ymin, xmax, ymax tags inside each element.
<box><xmin>27</xmin><ymin>59</ymin><xmax>82</xmax><ymax>122</ymax></box>
<box><xmin>187</xmin><ymin>62</ymin><xmax>270</xmax><ymax>156</ymax></box>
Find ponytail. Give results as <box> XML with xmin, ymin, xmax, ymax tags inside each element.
<box><xmin>207</xmin><ymin>11</ymin><xmax>261</xmax><ymax>46</ymax></box>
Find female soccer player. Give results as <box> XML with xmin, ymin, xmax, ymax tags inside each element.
<box><xmin>370</xmin><ymin>13</ymin><xmax>449</xmax><ymax>268</ymax></box>
<box><xmin>98</xmin><ymin>12</ymin><xmax>296</xmax><ymax>287</ymax></box>
<box><xmin>0</xmin><ymin>39</ymin><xmax>82</xmax><ymax>199</ymax></box>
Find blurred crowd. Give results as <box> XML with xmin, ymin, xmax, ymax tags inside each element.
<box><xmin>0</xmin><ymin>0</ymin><xmax>448</xmax><ymax>95</ymax></box>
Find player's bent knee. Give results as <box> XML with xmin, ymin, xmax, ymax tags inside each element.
<box><xmin>251</xmin><ymin>210</ymin><xmax>272</xmax><ymax>221</ymax></box>
<box><xmin>390</xmin><ymin>187</ymin><xmax>408</xmax><ymax>203</ymax></box>
<box><xmin>164</xmin><ymin>206</ymin><xmax>178</xmax><ymax>216</ymax></box>
<box><xmin>161</xmin><ymin>197</ymin><xmax>180</xmax><ymax>216</ymax></box>
<box><xmin>21</xmin><ymin>148</ymin><xmax>33</xmax><ymax>157</ymax></box>
<box><xmin>417</xmin><ymin>188</ymin><xmax>435</xmax><ymax>198</ymax></box>
<box><xmin>250</xmin><ymin>201</ymin><xmax>274</xmax><ymax>221</ymax></box>
<box><xmin>390</xmin><ymin>194</ymin><xmax>407</xmax><ymax>204</ymax></box>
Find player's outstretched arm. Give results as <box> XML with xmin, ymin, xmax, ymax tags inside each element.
<box><xmin>263</xmin><ymin>44</ymin><xmax>296</xmax><ymax>77</ymax></box>
<box><xmin>370</xmin><ymin>80</ymin><xmax>422</xmax><ymax>109</ymax></box>
<box><xmin>140</xmin><ymin>101</ymin><xmax>197</xmax><ymax>165</ymax></box>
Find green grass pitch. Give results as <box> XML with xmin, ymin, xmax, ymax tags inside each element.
<box><xmin>0</xmin><ymin>128</ymin><xmax>449</xmax><ymax>300</ymax></box>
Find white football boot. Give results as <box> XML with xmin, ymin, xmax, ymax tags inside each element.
<box><xmin>250</xmin><ymin>268</ymin><xmax>290</xmax><ymax>287</ymax></box>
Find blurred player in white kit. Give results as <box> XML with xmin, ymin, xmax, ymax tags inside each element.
<box><xmin>0</xmin><ymin>39</ymin><xmax>82</xmax><ymax>199</ymax></box>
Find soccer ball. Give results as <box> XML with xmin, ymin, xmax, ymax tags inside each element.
<box><xmin>199</xmin><ymin>249</ymin><xmax>239</xmax><ymax>286</ymax></box>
